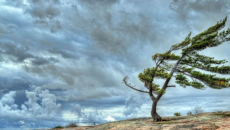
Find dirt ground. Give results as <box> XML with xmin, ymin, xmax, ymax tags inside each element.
<box><xmin>50</xmin><ymin>111</ymin><xmax>230</xmax><ymax>130</ymax></box>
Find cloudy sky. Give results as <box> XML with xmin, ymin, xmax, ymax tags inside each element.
<box><xmin>1</xmin><ymin>0</ymin><xmax>230</xmax><ymax>129</ymax></box>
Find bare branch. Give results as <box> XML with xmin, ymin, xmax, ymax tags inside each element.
<box><xmin>167</xmin><ymin>85</ymin><xmax>176</xmax><ymax>87</ymax></box>
<box><xmin>154</xmin><ymin>58</ymin><xmax>158</xmax><ymax>66</ymax></box>
<box><xmin>123</xmin><ymin>76</ymin><xmax>149</xmax><ymax>93</ymax></box>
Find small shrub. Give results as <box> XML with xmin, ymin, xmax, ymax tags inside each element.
<box><xmin>174</xmin><ymin>112</ymin><xmax>181</xmax><ymax>116</ymax></box>
<box><xmin>187</xmin><ymin>111</ymin><xmax>192</xmax><ymax>116</ymax></box>
<box><xmin>65</xmin><ymin>122</ymin><xmax>78</xmax><ymax>128</ymax></box>
<box><xmin>53</xmin><ymin>125</ymin><xmax>64</xmax><ymax>129</ymax></box>
<box><xmin>191</xmin><ymin>106</ymin><xmax>204</xmax><ymax>114</ymax></box>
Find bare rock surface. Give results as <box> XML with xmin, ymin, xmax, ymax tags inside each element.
<box><xmin>49</xmin><ymin>111</ymin><xmax>230</xmax><ymax>130</ymax></box>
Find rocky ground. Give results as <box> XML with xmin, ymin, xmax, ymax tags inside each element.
<box><xmin>50</xmin><ymin>111</ymin><xmax>230</xmax><ymax>130</ymax></box>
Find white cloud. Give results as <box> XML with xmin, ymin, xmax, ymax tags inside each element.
<box><xmin>0</xmin><ymin>86</ymin><xmax>62</xmax><ymax>127</ymax></box>
<box><xmin>105</xmin><ymin>116</ymin><xmax>115</xmax><ymax>122</ymax></box>
<box><xmin>62</xmin><ymin>111</ymin><xmax>79</xmax><ymax>121</ymax></box>
<box><xmin>0</xmin><ymin>91</ymin><xmax>16</xmax><ymax>105</ymax></box>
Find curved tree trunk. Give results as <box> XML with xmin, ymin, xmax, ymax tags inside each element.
<box><xmin>151</xmin><ymin>100</ymin><xmax>162</xmax><ymax>122</ymax></box>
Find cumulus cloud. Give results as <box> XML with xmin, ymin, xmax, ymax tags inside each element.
<box><xmin>81</xmin><ymin>109</ymin><xmax>112</xmax><ymax>124</ymax></box>
<box><xmin>63</xmin><ymin>104</ymin><xmax>116</xmax><ymax>125</ymax></box>
<box><xmin>105</xmin><ymin>115</ymin><xmax>115</xmax><ymax>122</ymax></box>
<box><xmin>0</xmin><ymin>91</ymin><xmax>17</xmax><ymax>106</ymax></box>
<box><xmin>0</xmin><ymin>87</ymin><xmax>118</xmax><ymax>127</ymax></box>
<box><xmin>0</xmin><ymin>86</ymin><xmax>62</xmax><ymax>128</ymax></box>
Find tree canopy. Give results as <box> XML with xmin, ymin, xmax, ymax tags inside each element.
<box><xmin>123</xmin><ymin>17</ymin><xmax>230</xmax><ymax>122</ymax></box>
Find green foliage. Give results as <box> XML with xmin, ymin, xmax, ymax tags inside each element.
<box><xmin>174</xmin><ymin>112</ymin><xmax>181</xmax><ymax>116</ymax></box>
<box><xmin>156</xmin><ymin>89</ymin><xmax>166</xmax><ymax>95</ymax></box>
<box><xmin>182</xmin><ymin>68</ymin><xmax>230</xmax><ymax>89</ymax></box>
<box><xmin>53</xmin><ymin>125</ymin><xmax>64</xmax><ymax>129</ymax></box>
<box><xmin>218</xmin><ymin>28</ymin><xmax>230</xmax><ymax>41</ymax></box>
<box><xmin>191</xmin><ymin>16</ymin><xmax>227</xmax><ymax>44</ymax></box>
<box><xmin>153</xmin><ymin>53</ymin><xmax>181</xmax><ymax>61</ymax></box>
<box><xmin>193</xmin><ymin>53</ymin><xmax>227</xmax><ymax>64</ymax></box>
<box><xmin>185</xmin><ymin>32</ymin><xmax>218</xmax><ymax>53</ymax></box>
<box><xmin>175</xmin><ymin>74</ymin><xmax>190</xmax><ymax>88</ymax></box>
<box><xmin>189</xmin><ymin>81</ymin><xmax>205</xmax><ymax>89</ymax></box>
<box><xmin>138</xmin><ymin>68</ymin><xmax>155</xmax><ymax>83</ymax></box>
<box><xmin>181</xmin><ymin>52</ymin><xmax>227</xmax><ymax>66</ymax></box>
<box><xmin>136</xmin><ymin>17</ymin><xmax>230</xmax><ymax>98</ymax></box>
<box><xmin>151</xmin><ymin>83</ymin><xmax>160</xmax><ymax>91</ymax></box>
<box><xmin>138</xmin><ymin>68</ymin><xmax>171</xmax><ymax>81</ymax></box>
<box><xmin>172</xmin><ymin>32</ymin><xmax>191</xmax><ymax>50</ymax></box>
<box><xmin>123</xmin><ymin>17</ymin><xmax>230</xmax><ymax>123</ymax></box>
<box><xmin>175</xmin><ymin>74</ymin><xmax>205</xmax><ymax>89</ymax></box>
<box><xmin>182</xmin><ymin>17</ymin><xmax>229</xmax><ymax>55</ymax></box>
<box><xmin>138</xmin><ymin>68</ymin><xmax>170</xmax><ymax>84</ymax></box>
<box><xmin>154</xmin><ymin>68</ymin><xmax>171</xmax><ymax>79</ymax></box>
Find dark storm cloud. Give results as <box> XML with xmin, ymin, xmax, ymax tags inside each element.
<box><xmin>0</xmin><ymin>77</ymin><xmax>31</xmax><ymax>92</ymax></box>
<box><xmin>0</xmin><ymin>24</ymin><xmax>17</xmax><ymax>34</ymax></box>
<box><xmin>26</xmin><ymin>0</ymin><xmax>60</xmax><ymax>19</ymax></box>
<box><xmin>2</xmin><ymin>0</ymin><xmax>24</xmax><ymax>7</ymax></box>
<box><xmin>0</xmin><ymin>41</ymin><xmax>58</xmax><ymax>65</ymax></box>
<box><xmin>31</xmin><ymin>56</ymin><xmax>58</xmax><ymax>66</ymax></box>
<box><xmin>79</xmin><ymin>0</ymin><xmax>119</xmax><ymax>4</ymax></box>
<box><xmin>5</xmin><ymin>0</ymin><xmax>63</xmax><ymax>33</ymax></box>
<box><xmin>170</xmin><ymin>0</ymin><xmax>230</xmax><ymax>19</ymax></box>
<box><xmin>0</xmin><ymin>41</ymin><xmax>33</xmax><ymax>63</ymax></box>
<box><xmin>90</xmin><ymin>14</ymin><xmax>157</xmax><ymax>54</ymax></box>
<box><xmin>48</xmin><ymin>48</ymin><xmax>78</xmax><ymax>59</ymax></box>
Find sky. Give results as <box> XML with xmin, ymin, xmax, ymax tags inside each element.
<box><xmin>1</xmin><ymin>0</ymin><xmax>230</xmax><ymax>129</ymax></box>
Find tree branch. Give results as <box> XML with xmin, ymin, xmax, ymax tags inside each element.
<box><xmin>123</xmin><ymin>76</ymin><xmax>149</xmax><ymax>93</ymax></box>
<box><xmin>167</xmin><ymin>85</ymin><xmax>176</xmax><ymax>87</ymax></box>
<box><xmin>176</xmin><ymin>69</ymin><xmax>210</xmax><ymax>87</ymax></box>
<box><xmin>156</xmin><ymin>55</ymin><xmax>185</xmax><ymax>101</ymax></box>
<box><xmin>148</xmin><ymin>83</ymin><xmax>156</xmax><ymax>101</ymax></box>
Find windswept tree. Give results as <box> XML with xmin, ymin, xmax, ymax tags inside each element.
<box><xmin>123</xmin><ymin>17</ymin><xmax>230</xmax><ymax>122</ymax></box>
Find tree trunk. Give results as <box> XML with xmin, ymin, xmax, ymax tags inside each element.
<box><xmin>151</xmin><ymin>100</ymin><xmax>162</xmax><ymax>122</ymax></box>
